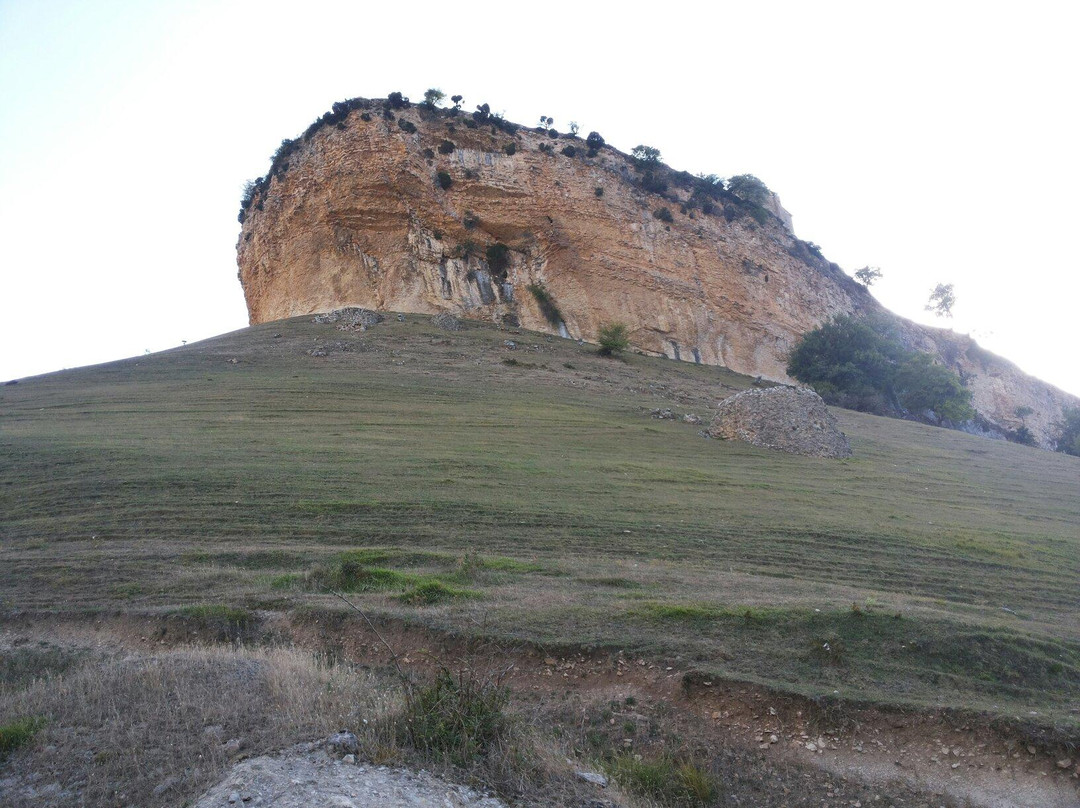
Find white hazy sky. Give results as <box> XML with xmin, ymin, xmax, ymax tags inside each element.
<box><xmin>1</xmin><ymin>0</ymin><xmax>1078</xmax><ymax>395</ymax></box>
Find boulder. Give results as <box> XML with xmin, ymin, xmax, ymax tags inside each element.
<box><xmin>708</xmin><ymin>387</ymin><xmax>852</xmax><ymax>458</ymax></box>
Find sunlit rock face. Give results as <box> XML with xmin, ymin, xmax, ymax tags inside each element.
<box><xmin>237</xmin><ymin>100</ymin><xmax>1076</xmax><ymax>447</ymax></box>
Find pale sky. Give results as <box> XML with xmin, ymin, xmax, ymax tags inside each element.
<box><xmin>2</xmin><ymin>0</ymin><xmax>1078</xmax><ymax>396</ymax></box>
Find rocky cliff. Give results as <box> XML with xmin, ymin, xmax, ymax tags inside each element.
<box><xmin>237</xmin><ymin>97</ymin><xmax>1076</xmax><ymax>448</ymax></box>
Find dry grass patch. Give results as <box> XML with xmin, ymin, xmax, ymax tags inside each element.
<box><xmin>0</xmin><ymin>643</ymin><xmax>392</xmax><ymax>808</ymax></box>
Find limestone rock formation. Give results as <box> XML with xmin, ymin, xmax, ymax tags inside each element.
<box><xmin>709</xmin><ymin>387</ymin><xmax>853</xmax><ymax>458</ymax></box>
<box><xmin>236</xmin><ymin>97</ymin><xmax>1077</xmax><ymax>447</ymax></box>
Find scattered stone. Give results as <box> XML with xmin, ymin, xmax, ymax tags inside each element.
<box><xmin>222</xmin><ymin>738</ymin><xmax>242</xmax><ymax>757</ymax></box>
<box><xmin>307</xmin><ymin>341</ymin><xmax>353</xmax><ymax>357</ymax></box>
<box><xmin>432</xmin><ymin>312</ymin><xmax>463</xmax><ymax>331</ymax></box>
<box><xmin>342</xmin><ymin>754</ymin><xmax>356</xmax><ymax>765</ymax></box>
<box><xmin>228</xmin><ymin>791</ymin><xmax>240</xmax><ymax>804</ymax></box>
<box><xmin>683</xmin><ymin>413</ymin><xmax>702</xmax><ymax>425</ymax></box>
<box><xmin>326</xmin><ymin>730</ymin><xmax>359</xmax><ymax>757</ymax></box>
<box><xmin>650</xmin><ymin>408</ymin><xmax>676</xmax><ymax>419</ymax></box>
<box><xmin>503</xmin><ymin>340</ymin><xmax>517</xmax><ymax>350</ymax></box>
<box><xmin>396</xmin><ymin>314</ymin><xmax>405</xmax><ymax>322</ymax></box>
<box><xmin>708</xmin><ymin>386</ymin><xmax>852</xmax><ymax>458</ymax></box>
<box><xmin>576</xmin><ymin>770</ymin><xmax>608</xmax><ymax>787</ymax></box>
<box><xmin>1058</xmin><ymin>758</ymin><xmax>1073</xmax><ymax>769</ymax></box>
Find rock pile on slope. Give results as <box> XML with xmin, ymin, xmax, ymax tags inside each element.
<box><xmin>432</xmin><ymin>313</ymin><xmax>463</xmax><ymax>331</ymax></box>
<box><xmin>312</xmin><ymin>308</ymin><xmax>383</xmax><ymax>328</ymax></box>
<box><xmin>708</xmin><ymin>387</ymin><xmax>852</xmax><ymax>458</ymax></box>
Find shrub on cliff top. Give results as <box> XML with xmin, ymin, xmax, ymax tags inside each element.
<box><xmin>436</xmin><ymin>171</ymin><xmax>453</xmax><ymax>190</ymax></box>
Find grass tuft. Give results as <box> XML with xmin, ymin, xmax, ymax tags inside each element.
<box><xmin>606</xmin><ymin>754</ymin><xmax>717</xmax><ymax>806</ymax></box>
<box><xmin>398</xmin><ymin>580</ymin><xmax>480</xmax><ymax>606</ymax></box>
<box><xmin>0</xmin><ymin>716</ymin><xmax>45</xmax><ymax>761</ymax></box>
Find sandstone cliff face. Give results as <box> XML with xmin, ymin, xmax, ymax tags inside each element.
<box><xmin>237</xmin><ymin>100</ymin><xmax>1076</xmax><ymax>448</ymax></box>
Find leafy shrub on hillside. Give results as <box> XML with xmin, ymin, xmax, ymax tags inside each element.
<box><xmin>653</xmin><ymin>207</ymin><xmax>673</xmax><ymax>223</ymax></box>
<box><xmin>438</xmin><ymin>139</ymin><xmax>456</xmax><ymax>154</ymax></box>
<box><xmin>787</xmin><ymin>315</ymin><xmax>974</xmax><ymax>423</ymax></box>
<box><xmin>504</xmin><ymin>142</ymin><xmax>516</xmax><ymax>156</ymax></box>
<box><xmin>436</xmin><ymin>172</ymin><xmax>453</xmax><ymax>190</ymax></box>
<box><xmin>561</xmin><ymin>145</ymin><xmax>577</xmax><ymax>157</ymax></box>
<box><xmin>598</xmin><ymin>322</ymin><xmax>631</xmax><ymax>356</ymax></box>
<box><xmin>1055</xmin><ymin>407</ymin><xmax>1080</xmax><ymax>456</ymax></box>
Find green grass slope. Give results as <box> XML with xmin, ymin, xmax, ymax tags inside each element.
<box><xmin>2</xmin><ymin>314</ymin><xmax>1078</xmax><ymax>731</ymax></box>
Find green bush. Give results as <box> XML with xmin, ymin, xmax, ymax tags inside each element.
<box><xmin>0</xmin><ymin>717</ymin><xmax>44</xmax><ymax>761</ymax></box>
<box><xmin>503</xmin><ymin>142</ymin><xmax>516</xmax><ymax>156</ymax></box>
<box><xmin>436</xmin><ymin>172</ymin><xmax>453</xmax><ymax>190</ymax></box>
<box><xmin>787</xmin><ymin>315</ymin><xmax>973</xmax><ymax>423</ymax></box>
<box><xmin>438</xmin><ymin>139</ymin><xmax>456</xmax><ymax>154</ymax></box>
<box><xmin>560</xmin><ymin>145</ymin><xmax>576</xmax><ymax>157</ymax></box>
<box><xmin>598</xmin><ymin>322</ymin><xmax>630</xmax><ymax>356</ymax></box>
<box><xmin>1055</xmin><ymin>406</ymin><xmax>1080</xmax><ymax>456</ymax></box>
<box><xmin>401</xmin><ymin>670</ymin><xmax>510</xmax><ymax>765</ymax></box>
<box><xmin>653</xmin><ymin>207</ymin><xmax>674</xmax><ymax>223</ymax></box>
<box><xmin>607</xmin><ymin>755</ymin><xmax>716</xmax><ymax>806</ymax></box>
<box><xmin>594</xmin><ymin>186</ymin><xmax>604</xmax><ymax>197</ymax></box>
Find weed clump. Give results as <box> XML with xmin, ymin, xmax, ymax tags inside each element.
<box><xmin>607</xmin><ymin>754</ymin><xmax>716</xmax><ymax>806</ymax></box>
<box><xmin>309</xmin><ymin>557</ymin><xmax>408</xmax><ymax>593</ymax></box>
<box><xmin>0</xmin><ymin>716</ymin><xmax>44</xmax><ymax>761</ymax></box>
<box><xmin>400</xmin><ymin>670</ymin><xmax>510</xmax><ymax>766</ymax></box>
<box><xmin>398</xmin><ymin>581</ymin><xmax>479</xmax><ymax>606</ymax></box>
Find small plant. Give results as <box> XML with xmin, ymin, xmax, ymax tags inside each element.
<box><xmin>561</xmin><ymin>145</ymin><xmax>577</xmax><ymax>157</ymax></box>
<box><xmin>398</xmin><ymin>119</ymin><xmax>417</xmax><ymax>134</ymax></box>
<box><xmin>597</xmin><ymin>322</ymin><xmax>630</xmax><ymax>356</ymax></box>
<box><xmin>538</xmin><ymin>142</ymin><xmax>553</xmax><ymax>153</ymax></box>
<box><xmin>504</xmin><ymin>142</ymin><xmax>516</xmax><ymax>156</ymax></box>
<box><xmin>436</xmin><ymin>171</ymin><xmax>453</xmax><ymax>190</ymax></box>
<box><xmin>401</xmin><ymin>669</ymin><xmax>510</xmax><ymax>766</ymax></box>
<box><xmin>607</xmin><ymin>755</ymin><xmax>716</xmax><ymax>806</ymax></box>
<box><xmin>594</xmin><ymin>186</ymin><xmax>604</xmax><ymax>197</ymax></box>
<box><xmin>548</xmin><ymin>128</ymin><xmax>559</xmax><ymax>139</ymax></box>
<box><xmin>438</xmin><ymin>139</ymin><xmax>456</xmax><ymax>154</ymax></box>
<box><xmin>463</xmin><ymin>211</ymin><xmax>479</xmax><ymax>229</ymax></box>
<box><xmin>0</xmin><ymin>717</ymin><xmax>45</xmax><ymax>761</ymax></box>
<box><xmin>451</xmin><ymin>94</ymin><xmax>463</xmax><ymax>109</ymax></box>
<box><xmin>422</xmin><ymin>147</ymin><xmax>435</xmax><ymax>159</ymax></box>
<box><xmin>653</xmin><ymin>207</ymin><xmax>674</xmax><ymax>223</ymax></box>
<box><xmin>386</xmin><ymin>91</ymin><xmax>409</xmax><ymax>109</ymax></box>
<box><xmin>398</xmin><ymin>580</ymin><xmax>479</xmax><ymax>606</ymax></box>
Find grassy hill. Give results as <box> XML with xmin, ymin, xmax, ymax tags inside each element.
<box><xmin>3</xmin><ymin>313</ymin><xmax>1078</xmax><ymax>735</ymax></box>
